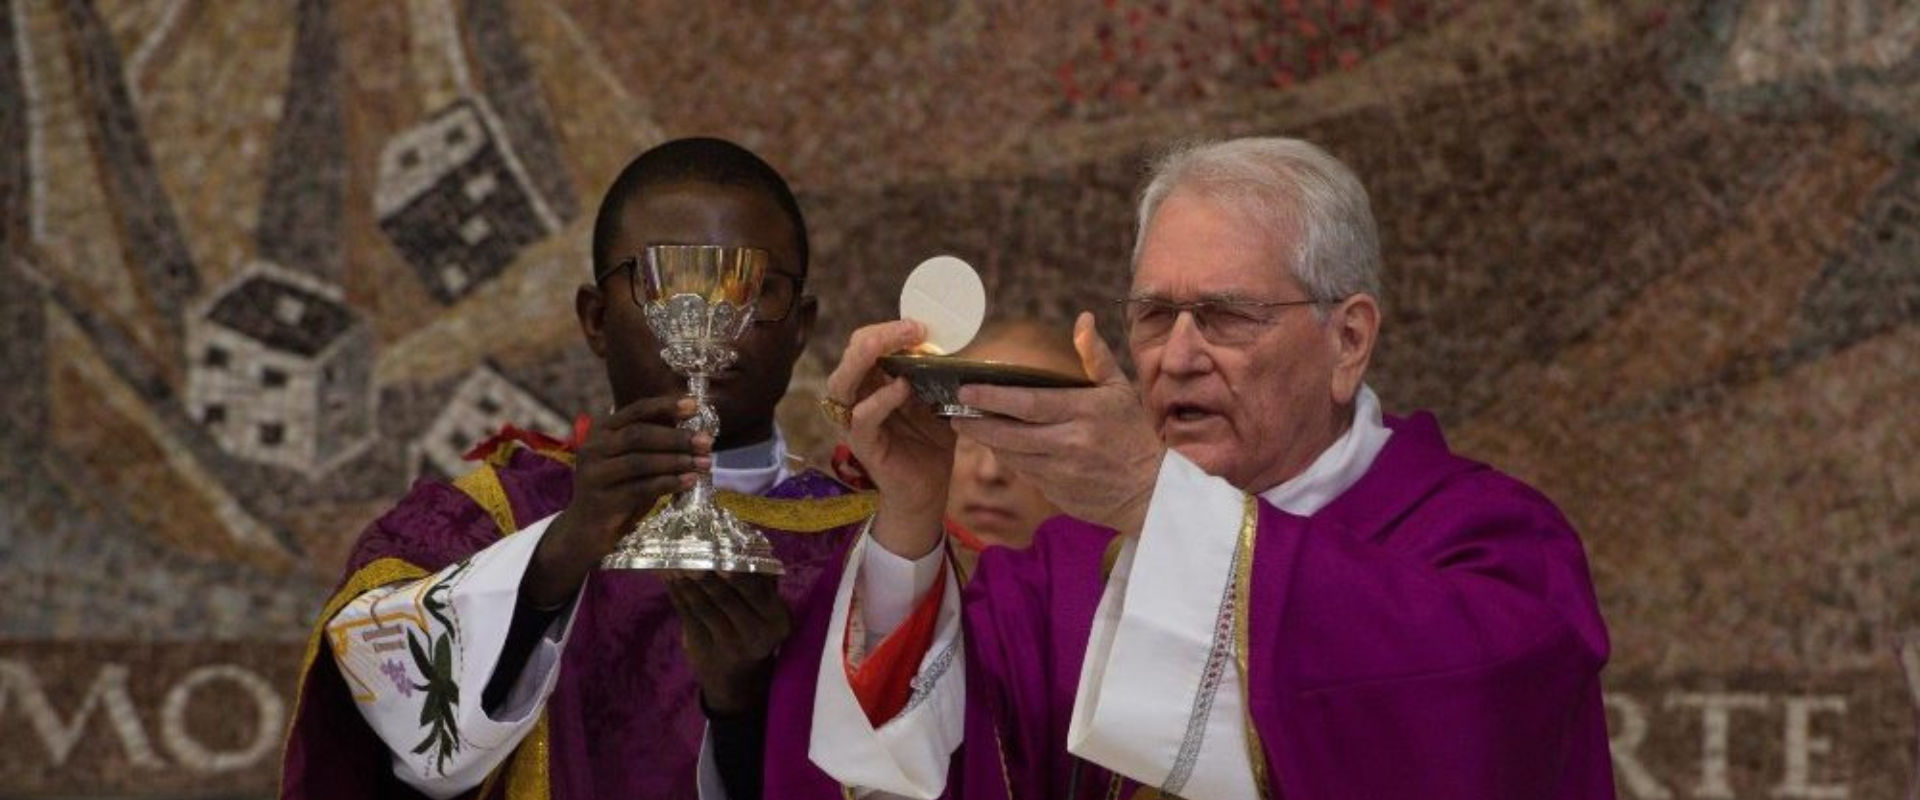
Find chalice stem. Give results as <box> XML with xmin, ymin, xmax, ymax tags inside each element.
<box><xmin>682</xmin><ymin>371</ymin><xmax>717</xmax><ymax>509</ymax></box>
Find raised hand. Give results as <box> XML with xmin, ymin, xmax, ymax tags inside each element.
<box><xmin>664</xmin><ymin>572</ymin><xmax>792</xmax><ymax>714</ymax></box>
<box><xmin>523</xmin><ymin>397</ymin><xmax>711</xmax><ymax>608</ymax></box>
<box><xmin>953</xmin><ymin>312</ymin><xmax>1166</xmax><ymax>536</ymax></box>
<box><xmin>824</xmin><ymin>319</ymin><xmax>956</xmax><ymax>558</ymax></box>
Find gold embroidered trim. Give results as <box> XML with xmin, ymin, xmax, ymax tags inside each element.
<box><xmin>712</xmin><ymin>490</ymin><xmax>876</xmax><ymax>532</ymax></box>
<box><xmin>471</xmin><ymin>709</ymin><xmax>549</xmax><ymax>800</ymax></box>
<box><xmin>1231</xmin><ymin>493</ymin><xmax>1273</xmax><ymax>800</ymax></box>
<box><xmin>481</xmin><ymin>440</ymin><xmax>575</xmax><ymax>469</ymax></box>
<box><xmin>477</xmin><ymin>762</ymin><xmax>500</xmax><ymax>798</ymax></box>
<box><xmin>532</xmin><ymin>447</ymin><xmax>576</xmax><ymax>467</ymax></box>
<box><xmin>459</xmin><ymin>451</ymin><xmax>873</xmax><ymax>538</ymax></box>
<box><xmin>627</xmin><ymin>491</ymin><xmax>873</xmax><ymax>533</ymax></box>
<box><xmin>505</xmin><ymin>712</ymin><xmax>551</xmax><ymax>800</ymax></box>
<box><xmin>280</xmin><ymin>557</ymin><xmax>431</xmax><ymax>784</ymax></box>
<box><xmin>453</xmin><ymin>463</ymin><xmax>518</xmax><ymax>536</ymax></box>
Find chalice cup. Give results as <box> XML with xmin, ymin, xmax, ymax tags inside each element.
<box><xmin>600</xmin><ymin>245</ymin><xmax>784</xmax><ymax>574</ymax></box>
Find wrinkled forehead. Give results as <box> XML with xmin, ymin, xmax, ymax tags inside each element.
<box><xmin>1130</xmin><ymin>190</ymin><xmax>1305</xmax><ymax>300</ymax></box>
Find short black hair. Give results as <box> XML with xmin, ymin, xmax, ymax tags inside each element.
<box><xmin>589</xmin><ymin>137</ymin><xmax>809</xmax><ymax>280</ymax></box>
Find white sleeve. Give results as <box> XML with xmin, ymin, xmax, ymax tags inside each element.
<box><xmin>1066</xmin><ymin>452</ymin><xmax>1258</xmax><ymax>800</ymax></box>
<box><xmin>326</xmin><ymin>513</ymin><xmax>579</xmax><ymax>800</ymax></box>
<box><xmin>856</xmin><ymin>528</ymin><xmax>946</xmax><ymax>651</ymax></box>
<box><xmin>806</xmin><ymin>526</ymin><xmax>966</xmax><ymax>800</ymax></box>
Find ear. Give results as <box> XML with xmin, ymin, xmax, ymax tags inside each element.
<box><xmin>790</xmin><ymin>294</ymin><xmax>819</xmax><ymax>351</ymax></box>
<box><xmin>1327</xmin><ymin>293</ymin><xmax>1379</xmax><ymax>405</ymax></box>
<box><xmin>576</xmin><ymin>283</ymin><xmax>609</xmax><ymax>359</ymax></box>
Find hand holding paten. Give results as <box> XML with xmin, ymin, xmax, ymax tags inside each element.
<box><xmin>953</xmin><ymin>312</ymin><xmax>1165</xmax><ymax>537</ymax></box>
<box><xmin>825</xmin><ymin>319</ymin><xmax>957</xmax><ymax>558</ymax></box>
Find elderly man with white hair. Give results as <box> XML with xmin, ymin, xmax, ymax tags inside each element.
<box><xmin>756</xmin><ymin>137</ymin><xmax>1616</xmax><ymax>800</ymax></box>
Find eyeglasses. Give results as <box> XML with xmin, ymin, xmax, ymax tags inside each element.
<box><xmin>1114</xmin><ymin>296</ymin><xmax>1331</xmax><ymax>348</ymax></box>
<box><xmin>598</xmin><ymin>255</ymin><xmax>806</xmax><ymax>323</ymax></box>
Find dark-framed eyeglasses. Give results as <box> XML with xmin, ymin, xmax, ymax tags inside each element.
<box><xmin>1112</xmin><ymin>295</ymin><xmax>1333</xmax><ymax>348</ymax></box>
<box><xmin>597</xmin><ymin>255</ymin><xmax>807</xmax><ymax>324</ymax></box>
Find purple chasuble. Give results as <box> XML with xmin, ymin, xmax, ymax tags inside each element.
<box><xmin>280</xmin><ymin>446</ymin><xmax>863</xmax><ymax>800</ymax></box>
<box><xmin>765</xmin><ymin>413</ymin><xmax>1615</xmax><ymax>800</ymax></box>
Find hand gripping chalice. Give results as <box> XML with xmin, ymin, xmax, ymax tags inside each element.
<box><xmin>601</xmin><ymin>244</ymin><xmax>783</xmax><ymax>574</ymax></box>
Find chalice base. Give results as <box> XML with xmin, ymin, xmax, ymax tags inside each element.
<box><xmin>600</xmin><ymin>499</ymin><xmax>784</xmax><ymax>574</ymax></box>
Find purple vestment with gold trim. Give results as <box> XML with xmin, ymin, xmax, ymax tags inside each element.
<box><xmin>764</xmin><ymin>413</ymin><xmax>1616</xmax><ymax>800</ymax></box>
<box><xmin>281</xmin><ymin>446</ymin><xmax>864</xmax><ymax>799</ymax></box>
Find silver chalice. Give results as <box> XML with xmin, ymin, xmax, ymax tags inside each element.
<box><xmin>601</xmin><ymin>244</ymin><xmax>783</xmax><ymax>574</ymax></box>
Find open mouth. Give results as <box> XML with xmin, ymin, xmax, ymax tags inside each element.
<box><xmin>1167</xmin><ymin>403</ymin><xmax>1218</xmax><ymax>424</ymax></box>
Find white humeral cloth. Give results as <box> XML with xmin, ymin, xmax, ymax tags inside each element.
<box><xmin>328</xmin><ymin>515</ymin><xmax>573</xmax><ymax>799</ymax></box>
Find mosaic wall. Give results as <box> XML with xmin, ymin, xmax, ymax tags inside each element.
<box><xmin>1</xmin><ymin>0</ymin><xmax>1915</xmax><ymax>796</ymax></box>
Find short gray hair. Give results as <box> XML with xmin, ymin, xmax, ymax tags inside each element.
<box><xmin>1132</xmin><ymin>137</ymin><xmax>1382</xmax><ymax>304</ymax></box>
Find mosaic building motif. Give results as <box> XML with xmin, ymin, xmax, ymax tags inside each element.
<box><xmin>375</xmin><ymin>98</ymin><xmax>562</xmax><ymax>303</ymax></box>
<box><xmin>184</xmin><ymin>262</ymin><xmax>375</xmax><ymax>475</ymax></box>
<box><xmin>411</xmin><ymin>363</ymin><xmax>567</xmax><ymax>480</ymax></box>
<box><xmin>0</xmin><ymin>1</ymin><xmax>1913</xmax><ymax>797</ymax></box>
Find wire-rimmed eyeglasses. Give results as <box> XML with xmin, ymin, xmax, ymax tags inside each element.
<box><xmin>1112</xmin><ymin>295</ymin><xmax>1334</xmax><ymax>348</ymax></box>
<box><xmin>597</xmin><ymin>253</ymin><xmax>806</xmax><ymax>323</ymax></box>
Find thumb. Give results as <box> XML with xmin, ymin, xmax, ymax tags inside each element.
<box><xmin>1073</xmin><ymin>311</ymin><xmax>1126</xmax><ymax>387</ymax></box>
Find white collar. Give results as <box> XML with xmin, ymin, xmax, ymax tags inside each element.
<box><xmin>1256</xmin><ymin>384</ymin><xmax>1392</xmax><ymax>516</ymax></box>
<box><xmin>710</xmin><ymin>425</ymin><xmax>793</xmax><ymax>496</ymax></box>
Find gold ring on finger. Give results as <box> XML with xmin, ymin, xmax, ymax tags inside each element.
<box><xmin>818</xmin><ymin>397</ymin><xmax>854</xmax><ymax>430</ymax></box>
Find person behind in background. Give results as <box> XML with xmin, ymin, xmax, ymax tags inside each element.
<box><xmin>941</xmin><ymin>319</ymin><xmax>1079</xmax><ymax>578</ymax></box>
